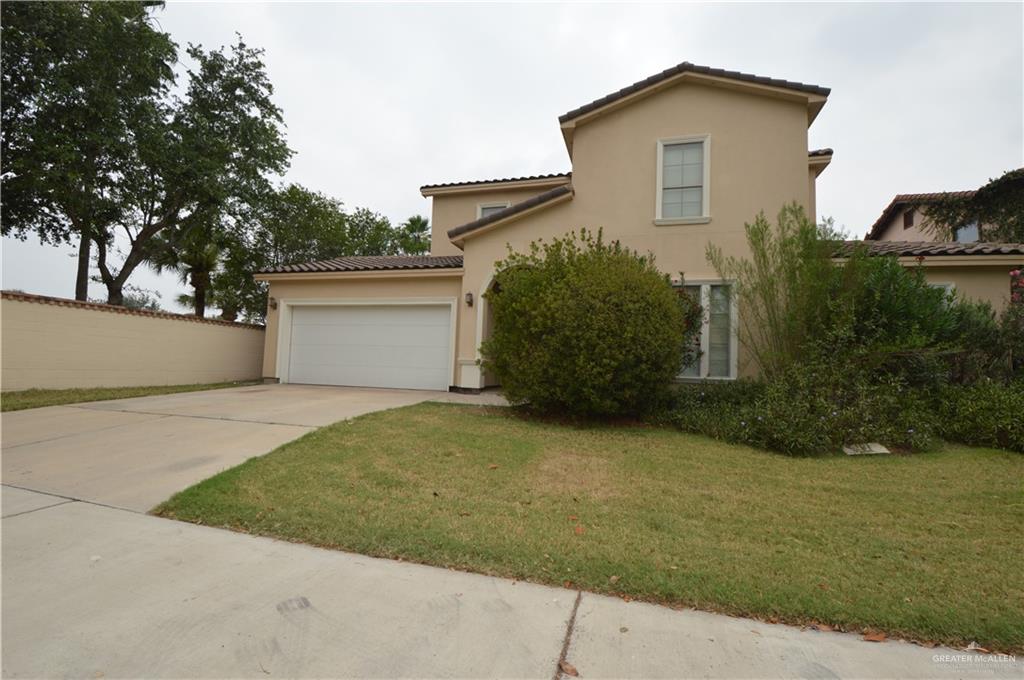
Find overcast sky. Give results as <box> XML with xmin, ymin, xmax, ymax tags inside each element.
<box><xmin>3</xmin><ymin>1</ymin><xmax>1022</xmax><ymax>311</ymax></box>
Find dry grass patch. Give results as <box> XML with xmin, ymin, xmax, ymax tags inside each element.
<box><xmin>532</xmin><ymin>450</ymin><xmax>622</xmax><ymax>500</ymax></box>
<box><xmin>156</xmin><ymin>402</ymin><xmax>1024</xmax><ymax>652</ymax></box>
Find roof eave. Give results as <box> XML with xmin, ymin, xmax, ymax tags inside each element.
<box><xmin>254</xmin><ymin>268</ymin><xmax>465</xmax><ymax>282</ymax></box>
<box><xmin>558</xmin><ymin>71</ymin><xmax>830</xmax><ymax>154</ymax></box>
<box><xmin>420</xmin><ymin>175</ymin><xmax>570</xmax><ymax>197</ymax></box>
<box><xmin>449</xmin><ymin>188</ymin><xmax>574</xmax><ymax>246</ymax></box>
<box><xmin>809</xmin><ymin>152</ymin><xmax>832</xmax><ymax>177</ymax></box>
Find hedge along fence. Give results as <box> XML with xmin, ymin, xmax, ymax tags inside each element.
<box><xmin>1</xmin><ymin>291</ymin><xmax>265</xmax><ymax>391</ymax></box>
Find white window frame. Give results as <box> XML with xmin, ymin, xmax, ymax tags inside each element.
<box><xmin>676</xmin><ymin>280</ymin><xmax>738</xmax><ymax>381</ymax></box>
<box><xmin>477</xmin><ymin>202</ymin><xmax>511</xmax><ymax>219</ymax></box>
<box><xmin>655</xmin><ymin>134</ymin><xmax>711</xmax><ymax>226</ymax></box>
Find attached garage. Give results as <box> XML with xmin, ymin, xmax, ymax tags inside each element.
<box><xmin>283</xmin><ymin>303</ymin><xmax>454</xmax><ymax>391</ymax></box>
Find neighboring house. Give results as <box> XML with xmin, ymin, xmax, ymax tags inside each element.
<box><xmin>861</xmin><ymin>187</ymin><xmax>1020</xmax><ymax>307</ymax></box>
<box><xmin>865</xmin><ymin>190</ymin><xmax>985</xmax><ymax>242</ymax></box>
<box><xmin>255</xmin><ymin>61</ymin><xmax>1021</xmax><ymax>392</ymax></box>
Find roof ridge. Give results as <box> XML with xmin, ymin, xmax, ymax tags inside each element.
<box><xmin>420</xmin><ymin>172</ymin><xmax>571</xmax><ymax>192</ymax></box>
<box><xmin>559</xmin><ymin>61</ymin><xmax>830</xmax><ymax>123</ymax></box>
<box><xmin>259</xmin><ymin>254</ymin><xmax>464</xmax><ymax>275</ymax></box>
<box><xmin>866</xmin><ymin>190</ymin><xmax>979</xmax><ymax>239</ymax></box>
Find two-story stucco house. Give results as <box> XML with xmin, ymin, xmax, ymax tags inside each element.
<box><xmin>255</xmin><ymin>61</ymin><xmax>1023</xmax><ymax>392</ymax></box>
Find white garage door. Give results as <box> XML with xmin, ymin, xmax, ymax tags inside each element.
<box><xmin>287</xmin><ymin>305</ymin><xmax>452</xmax><ymax>391</ymax></box>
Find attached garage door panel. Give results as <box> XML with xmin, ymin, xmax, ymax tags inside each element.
<box><xmin>288</xmin><ymin>305</ymin><xmax>451</xmax><ymax>390</ymax></box>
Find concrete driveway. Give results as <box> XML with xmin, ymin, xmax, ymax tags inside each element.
<box><xmin>2</xmin><ymin>385</ymin><xmax>1020</xmax><ymax>678</ymax></box>
<box><xmin>1</xmin><ymin>384</ymin><xmax>447</xmax><ymax>511</ymax></box>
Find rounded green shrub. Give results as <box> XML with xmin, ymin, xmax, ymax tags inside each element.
<box><xmin>480</xmin><ymin>229</ymin><xmax>700</xmax><ymax>418</ymax></box>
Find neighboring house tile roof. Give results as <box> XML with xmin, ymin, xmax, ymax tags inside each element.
<box><xmin>447</xmin><ymin>184</ymin><xmax>574</xmax><ymax>240</ymax></box>
<box><xmin>420</xmin><ymin>172</ymin><xmax>571</xmax><ymax>192</ymax></box>
<box><xmin>866</xmin><ymin>190</ymin><xmax>976</xmax><ymax>240</ymax></box>
<box><xmin>0</xmin><ymin>290</ymin><xmax>264</xmax><ymax>328</ymax></box>
<box><xmin>835</xmin><ymin>240</ymin><xmax>1024</xmax><ymax>258</ymax></box>
<box><xmin>259</xmin><ymin>255</ymin><xmax>464</xmax><ymax>274</ymax></box>
<box><xmin>808</xmin><ymin>148</ymin><xmax>834</xmax><ymax>157</ymax></box>
<box><xmin>559</xmin><ymin>61</ymin><xmax>831</xmax><ymax>123</ymax></box>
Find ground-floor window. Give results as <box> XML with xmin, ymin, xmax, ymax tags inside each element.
<box><xmin>678</xmin><ymin>283</ymin><xmax>736</xmax><ymax>380</ymax></box>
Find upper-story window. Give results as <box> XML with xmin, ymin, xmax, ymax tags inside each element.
<box><xmin>477</xmin><ymin>202</ymin><xmax>511</xmax><ymax>219</ymax></box>
<box><xmin>954</xmin><ymin>222</ymin><xmax>979</xmax><ymax>243</ymax></box>
<box><xmin>903</xmin><ymin>210</ymin><xmax>914</xmax><ymax>229</ymax></box>
<box><xmin>656</xmin><ymin>135</ymin><xmax>710</xmax><ymax>224</ymax></box>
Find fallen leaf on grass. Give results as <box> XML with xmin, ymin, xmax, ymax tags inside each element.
<box><xmin>568</xmin><ymin>515</ymin><xmax>578</xmax><ymax>521</ymax></box>
<box><xmin>563</xmin><ymin>580</ymin><xmax>573</xmax><ymax>588</ymax></box>
<box><xmin>863</xmin><ymin>632</ymin><xmax>887</xmax><ymax>643</ymax></box>
<box><xmin>809</xmin><ymin>622</ymin><xmax>833</xmax><ymax>632</ymax></box>
<box><xmin>488</xmin><ymin>464</ymin><xmax>499</xmax><ymax>470</ymax></box>
<box><xmin>574</xmin><ymin>525</ymin><xmax>585</xmax><ymax>535</ymax></box>
<box><xmin>558</xmin><ymin>660</ymin><xmax>579</xmax><ymax>677</ymax></box>
<box><xmin>608</xmin><ymin>575</ymin><xmax>620</xmax><ymax>584</ymax></box>
<box><xmin>965</xmin><ymin>641</ymin><xmax>990</xmax><ymax>653</ymax></box>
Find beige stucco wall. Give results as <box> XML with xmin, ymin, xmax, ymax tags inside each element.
<box><xmin>1</xmin><ymin>297</ymin><xmax>264</xmax><ymax>391</ymax></box>
<box><xmin>429</xmin><ymin>185</ymin><xmax>566</xmax><ymax>256</ymax></box>
<box><xmin>875</xmin><ymin>208</ymin><xmax>935</xmax><ymax>241</ymax></box>
<box><xmin>455</xmin><ymin>81</ymin><xmax>813</xmax><ymax>383</ymax></box>
<box><xmin>873</xmin><ymin>207</ymin><xmax>995</xmax><ymax>243</ymax></box>
<box><xmin>922</xmin><ymin>264</ymin><xmax>1015</xmax><ymax>310</ymax></box>
<box><xmin>261</xmin><ymin>274</ymin><xmax>463</xmax><ymax>382</ymax></box>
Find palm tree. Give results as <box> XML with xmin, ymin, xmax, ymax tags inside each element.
<box><xmin>398</xmin><ymin>215</ymin><xmax>430</xmax><ymax>254</ymax></box>
<box><xmin>148</xmin><ymin>220</ymin><xmax>223</xmax><ymax>318</ymax></box>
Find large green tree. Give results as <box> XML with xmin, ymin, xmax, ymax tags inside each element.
<box><xmin>1</xmin><ymin>2</ymin><xmax>292</xmax><ymax>306</ymax></box>
<box><xmin>1</xmin><ymin>1</ymin><xmax>176</xmax><ymax>300</ymax></box>
<box><xmin>92</xmin><ymin>39</ymin><xmax>291</xmax><ymax>306</ymax></box>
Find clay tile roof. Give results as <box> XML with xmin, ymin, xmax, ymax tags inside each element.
<box><xmin>809</xmin><ymin>148</ymin><xmax>834</xmax><ymax>157</ymax></box>
<box><xmin>259</xmin><ymin>255</ymin><xmax>464</xmax><ymax>275</ymax></box>
<box><xmin>420</xmin><ymin>172</ymin><xmax>571</xmax><ymax>192</ymax></box>
<box><xmin>866</xmin><ymin>191</ymin><xmax>976</xmax><ymax>240</ymax></box>
<box><xmin>559</xmin><ymin>61</ymin><xmax>830</xmax><ymax>123</ymax></box>
<box><xmin>447</xmin><ymin>184</ymin><xmax>574</xmax><ymax>240</ymax></box>
<box><xmin>834</xmin><ymin>240</ymin><xmax>1024</xmax><ymax>258</ymax></box>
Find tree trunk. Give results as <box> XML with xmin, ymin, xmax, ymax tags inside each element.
<box><xmin>194</xmin><ymin>284</ymin><xmax>206</xmax><ymax>318</ymax></box>
<box><xmin>71</xmin><ymin>220</ymin><xmax>92</xmax><ymax>300</ymax></box>
<box><xmin>190</xmin><ymin>270</ymin><xmax>206</xmax><ymax>318</ymax></box>
<box><xmin>75</xmin><ymin>233</ymin><xmax>91</xmax><ymax>301</ymax></box>
<box><xmin>106</xmin><ymin>284</ymin><xmax>123</xmax><ymax>307</ymax></box>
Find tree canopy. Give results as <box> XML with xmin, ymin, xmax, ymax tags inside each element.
<box><xmin>1</xmin><ymin>0</ymin><xmax>177</xmax><ymax>299</ymax></box>
<box><xmin>2</xmin><ymin>3</ymin><xmax>432</xmax><ymax>317</ymax></box>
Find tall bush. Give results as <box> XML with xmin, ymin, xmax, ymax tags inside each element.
<box><xmin>480</xmin><ymin>229</ymin><xmax>701</xmax><ymax>418</ymax></box>
<box><xmin>705</xmin><ymin>204</ymin><xmax>836</xmax><ymax>378</ymax></box>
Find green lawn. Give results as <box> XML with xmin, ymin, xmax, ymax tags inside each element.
<box><xmin>1</xmin><ymin>381</ymin><xmax>259</xmax><ymax>412</ymax></box>
<box><xmin>156</xmin><ymin>402</ymin><xmax>1024</xmax><ymax>652</ymax></box>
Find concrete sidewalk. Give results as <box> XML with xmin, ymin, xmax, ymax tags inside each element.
<box><xmin>3</xmin><ymin>487</ymin><xmax>1019</xmax><ymax>679</ymax></box>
